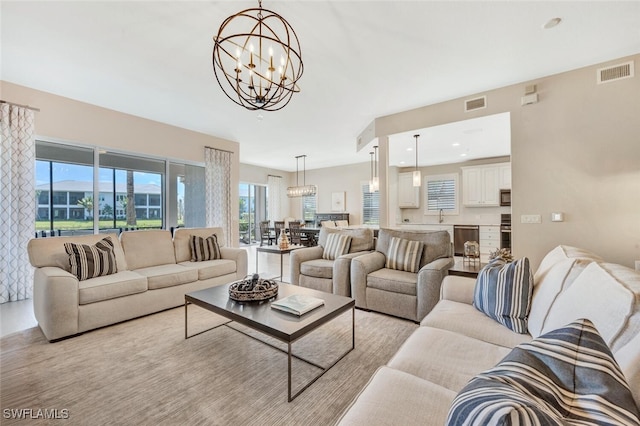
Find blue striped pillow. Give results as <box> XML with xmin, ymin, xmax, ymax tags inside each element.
<box><xmin>322</xmin><ymin>233</ymin><xmax>352</xmax><ymax>260</ymax></box>
<box><xmin>446</xmin><ymin>319</ymin><xmax>640</xmax><ymax>426</ymax></box>
<box><xmin>385</xmin><ymin>237</ymin><xmax>424</xmax><ymax>273</ymax></box>
<box><xmin>473</xmin><ymin>257</ymin><xmax>533</xmax><ymax>334</ymax></box>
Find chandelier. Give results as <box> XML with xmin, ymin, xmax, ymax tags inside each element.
<box><xmin>287</xmin><ymin>155</ymin><xmax>316</xmax><ymax>197</ymax></box>
<box><xmin>212</xmin><ymin>0</ymin><xmax>304</xmax><ymax>111</ymax></box>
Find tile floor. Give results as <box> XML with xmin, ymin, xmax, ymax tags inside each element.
<box><xmin>0</xmin><ymin>243</ymin><xmax>295</xmax><ymax>338</ymax></box>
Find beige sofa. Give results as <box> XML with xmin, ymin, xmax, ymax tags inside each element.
<box><xmin>337</xmin><ymin>246</ymin><xmax>640</xmax><ymax>424</ymax></box>
<box><xmin>290</xmin><ymin>227</ymin><xmax>375</xmax><ymax>297</ymax></box>
<box><xmin>27</xmin><ymin>227</ymin><xmax>247</xmax><ymax>341</ymax></box>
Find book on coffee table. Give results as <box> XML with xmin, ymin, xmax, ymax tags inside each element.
<box><xmin>271</xmin><ymin>294</ymin><xmax>325</xmax><ymax>316</ymax></box>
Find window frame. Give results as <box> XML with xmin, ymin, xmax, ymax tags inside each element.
<box><xmin>361</xmin><ymin>180</ymin><xmax>380</xmax><ymax>225</ymax></box>
<box><xmin>424</xmin><ymin>173</ymin><xmax>459</xmax><ymax>216</ymax></box>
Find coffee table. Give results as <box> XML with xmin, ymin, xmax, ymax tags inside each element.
<box><xmin>184</xmin><ymin>282</ymin><xmax>355</xmax><ymax>402</ymax></box>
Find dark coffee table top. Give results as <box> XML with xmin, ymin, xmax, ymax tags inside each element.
<box><xmin>185</xmin><ymin>283</ymin><xmax>354</xmax><ymax>342</ymax></box>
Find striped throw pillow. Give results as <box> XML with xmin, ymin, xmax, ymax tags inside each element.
<box><xmin>190</xmin><ymin>234</ymin><xmax>222</xmax><ymax>262</ymax></box>
<box><xmin>473</xmin><ymin>257</ymin><xmax>533</xmax><ymax>334</ymax></box>
<box><xmin>446</xmin><ymin>319</ymin><xmax>640</xmax><ymax>426</ymax></box>
<box><xmin>385</xmin><ymin>237</ymin><xmax>424</xmax><ymax>273</ymax></box>
<box><xmin>322</xmin><ymin>233</ymin><xmax>352</xmax><ymax>260</ymax></box>
<box><xmin>64</xmin><ymin>236</ymin><xmax>117</xmax><ymax>281</ymax></box>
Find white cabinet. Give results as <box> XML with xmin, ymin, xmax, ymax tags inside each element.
<box><xmin>398</xmin><ymin>172</ymin><xmax>420</xmax><ymax>208</ymax></box>
<box><xmin>462</xmin><ymin>162</ymin><xmax>509</xmax><ymax>207</ymax></box>
<box><xmin>479</xmin><ymin>225</ymin><xmax>500</xmax><ymax>261</ymax></box>
<box><xmin>498</xmin><ymin>164</ymin><xmax>511</xmax><ymax>189</ymax></box>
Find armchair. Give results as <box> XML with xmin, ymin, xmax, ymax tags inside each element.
<box><xmin>350</xmin><ymin>228</ymin><xmax>453</xmax><ymax>322</ymax></box>
<box><xmin>290</xmin><ymin>227</ymin><xmax>375</xmax><ymax>297</ymax></box>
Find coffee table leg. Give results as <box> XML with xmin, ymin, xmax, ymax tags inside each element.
<box><xmin>288</xmin><ymin>342</ymin><xmax>293</xmax><ymax>402</ymax></box>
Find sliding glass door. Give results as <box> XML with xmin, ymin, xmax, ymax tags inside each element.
<box><xmin>239</xmin><ymin>183</ymin><xmax>267</xmax><ymax>245</ymax></box>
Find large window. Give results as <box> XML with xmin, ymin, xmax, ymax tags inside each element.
<box><xmin>36</xmin><ymin>140</ymin><xmax>203</xmax><ymax>235</ymax></box>
<box><xmin>424</xmin><ymin>173</ymin><xmax>459</xmax><ymax>215</ymax></box>
<box><xmin>361</xmin><ymin>182</ymin><xmax>379</xmax><ymax>225</ymax></box>
<box><xmin>302</xmin><ymin>194</ymin><xmax>317</xmax><ymax>224</ymax></box>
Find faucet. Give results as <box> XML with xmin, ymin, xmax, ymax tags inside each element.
<box><xmin>439</xmin><ymin>209</ymin><xmax>444</xmax><ymax>224</ymax></box>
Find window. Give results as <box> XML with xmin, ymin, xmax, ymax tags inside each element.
<box><xmin>302</xmin><ymin>194</ymin><xmax>317</xmax><ymax>223</ymax></box>
<box><xmin>424</xmin><ymin>173</ymin><xmax>458</xmax><ymax>215</ymax></box>
<box><xmin>361</xmin><ymin>182</ymin><xmax>379</xmax><ymax>225</ymax></box>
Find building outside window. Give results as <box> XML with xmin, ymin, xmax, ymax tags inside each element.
<box><xmin>361</xmin><ymin>182</ymin><xmax>379</xmax><ymax>225</ymax></box>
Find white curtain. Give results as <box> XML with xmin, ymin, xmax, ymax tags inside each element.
<box><xmin>204</xmin><ymin>147</ymin><xmax>232</xmax><ymax>246</ymax></box>
<box><xmin>267</xmin><ymin>175</ymin><xmax>283</xmax><ymax>222</ymax></box>
<box><xmin>0</xmin><ymin>104</ymin><xmax>36</xmax><ymax>303</ymax></box>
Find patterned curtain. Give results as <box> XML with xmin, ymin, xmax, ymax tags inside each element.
<box><xmin>204</xmin><ymin>147</ymin><xmax>232</xmax><ymax>246</ymax></box>
<box><xmin>267</xmin><ymin>175</ymin><xmax>283</xmax><ymax>222</ymax></box>
<box><xmin>0</xmin><ymin>104</ymin><xmax>36</xmax><ymax>303</ymax></box>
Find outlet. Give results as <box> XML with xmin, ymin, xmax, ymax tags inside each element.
<box><xmin>521</xmin><ymin>214</ymin><xmax>541</xmax><ymax>224</ymax></box>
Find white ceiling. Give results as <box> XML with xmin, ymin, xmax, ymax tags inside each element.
<box><xmin>2</xmin><ymin>1</ymin><xmax>639</xmax><ymax>172</ymax></box>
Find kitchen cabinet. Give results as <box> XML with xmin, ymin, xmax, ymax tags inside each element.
<box><xmin>479</xmin><ymin>225</ymin><xmax>500</xmax><ymax>261</ymax></box>
<box><xmin>398</xmin><ymin>172</ymin><xmax>420</xmax><ymax>208</ymax></box>
<box><xmin>462</xmin><ymin>162</ymin><xmax>510</xmax><ymax>207</ymax></box>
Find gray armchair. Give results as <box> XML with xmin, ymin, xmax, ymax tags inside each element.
<box><xmin>290</xmin><ymin>227</ymin><xmax>375</xmax><ymax>297</ymax></box>
<box><xmin>350</xmin><ymin>228</ymin><xmax>454</xmax><ymax>322</ymax></box>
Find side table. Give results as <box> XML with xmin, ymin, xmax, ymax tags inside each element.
<box><xmin>255</xmin><ymin>245</ymin><xmax>304</xmax><ymax>282</ymax></box>
<box><xmin>448</xmin><ymin>260</ymin><xmax>487</xmax><ymax>279</ymax></box>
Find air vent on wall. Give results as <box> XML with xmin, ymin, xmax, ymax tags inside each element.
<box><xmin>597</xmin><ymin>61</ymin><xmax>634</xmax><ymax>84</ymax></box>
<box><xmin>465</xmin><ymin>96</ymin><xmax>486</xmax><ymax>112</ymax></box>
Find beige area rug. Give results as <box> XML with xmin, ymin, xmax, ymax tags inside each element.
<box><xmin>0</xmin><ymin>306</ymin><xmax>417</xmax><ymax>425</ymax></box>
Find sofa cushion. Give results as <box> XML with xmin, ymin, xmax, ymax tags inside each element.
<box><xmin>64</xmin><ymin>236</ymin><xmax>117</xmax><ymax>281</ymax></box>
<box><xmin>120</xmin><ymin>230</ymin><xmax>176</xmax><ymax>270</ymax></box>
<box><xmin>388</xmin><ymin>326</ymin><xmax>512</xmax><ymax>392</ymax></box>
<box><xmin>78</xmin><ymin>271</ymin><xmax>148</xmax><ymax>305</ymax></box>
<box><xmin>473</xmin><ymin>258</ymin><xmax>533</xmax><ymax>334</ymax></box>
<box><xmin>336</xmin><ymin>366</ymin><xmax>457</xmax><ymax>426</ymax></box>
<box><xmin>322</xmin><ymin>233</ymin><xmax>352</xmax><ymax>260</ymax></box>
<box><xmin>190</xmin><ymin>234</ymin><xmax>221</xmax><ymax>261</ymax></box>
<box><xmin>300</xmin><ymin>258</ymin><xmax>334</xmax><ymax>279</ymax></box>
<box><xmin>446</xmin><ymin>319</ymin><xmax>640</xmax><ymax>426</ymax></box>
<box><xmin>528</xmin><ymin>257</ymin><xmax>593</xmax><ymax>338</ymax></box>
<box><xmin>421</xmin><ymin>300</ymin><xmax>532</xmax><ymax>349</ymax></box>
<box><xmin>367</xmin><ymin>268</ymin><xmax>417</xmax><ymax>296</ymax></box>
<box><xmin>533</xmin><ymin>244</ymin><xmax>602</xmax><ymax>284</ymax></box>
<box><xmin>542</xmin><ymin>262</ymin><xmax>640</xmax><ymax>352</ymax></box>
<box><xmin>385</xmin><ymin>237</ymin><xmax>424</xmax><ymax>273</ymax></box>
<box><xmin>178</xmin><ymin>259</ymin><xmax>236</xmax><ymax>280</ymax></box>
<box><xmin>318</xmin><ymin>227</ymin><xmax>374</xmax><ymax>253</ymax></box>
<box><xmin>173</xmin><ymin>227</ymin><xmax>227</xmax><ymax>263</ymax></box>
<box><xmin>133</xmin><ymin>264</ymin><xmax>199</xmax><ymax>290</ymax></box>
<box><xmin>27</xmin><ymin>233</ymin><xmax>128</xmax><ymax>272</ymax></box>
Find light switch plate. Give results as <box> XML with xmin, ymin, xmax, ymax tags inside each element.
<box><xmin>521</xmin><ymin>214</ymin><xmax>541</xmax><ymax>224</ymax></box>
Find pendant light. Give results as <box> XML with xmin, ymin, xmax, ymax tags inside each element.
<box><xmin>412</xmin><ymin>134</ymin><xmax>421</xmax><ymax>187</ymax></box>
<box><xmin>369</xmin><ymin>150</ymin><xmax>375</xmax><ymax>192</ymax></box>
<box><xmin>287</xmin><ymin>155</ymin><xmax>316</xmax><ymax>197</ymax></box>
<box><xmin>372</xmin><ymin>145</ymin><xmax>379</xmax><ymax>191</ymax></box>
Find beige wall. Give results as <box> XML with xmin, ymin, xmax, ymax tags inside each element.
<box><xmin>373</xmin><ymin>54</ymin><xmax>640</xmax><ymax>270</ymax></box>
<box><xmin>1</xmin><ymin>81</ymin><xmax>242</xmax><ymax>245</ymax></box>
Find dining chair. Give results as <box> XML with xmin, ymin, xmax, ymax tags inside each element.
<box><xmin>274</xmin><ymin>221</ymin><xmax>286</xmax><ymax>243</ymax></box>
<box><xmin>259</xmin><ymin>221</ymin><xmax>275</xmax><ymax>246</ymax></box>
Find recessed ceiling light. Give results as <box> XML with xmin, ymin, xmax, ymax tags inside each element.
<box><xmin>399</xmin><ymin>161</ymin><xmax>405</xmax><ymax>165</ymax></box>
<box><xmin>543</xmin><ymin>17</ymin><xmax>562</xmax><ymax>29</ymax></box>
<box><xmin>406</xmin><ymin>147</ymin><xmax>413</xmax><ymax>152</ymax></box>
<box><xmin>460</xmin><ymin>153</ymin><xmax>467</xmax><ymax>157</ymax></box>
<box><xmin>452</xmin><ymin>142</ymin><xmax>460</xmax><ymax>147</ymax></box>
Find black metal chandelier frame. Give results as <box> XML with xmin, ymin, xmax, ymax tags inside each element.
<box><xmin>212</xmin><ymin>0</ymin><xmax>304</xmax><ymax>111</ymax></box>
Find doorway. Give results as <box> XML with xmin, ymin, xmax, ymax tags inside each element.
<box><xmin>239</xmin><ymin>183</ymin><xmax>267</xmax><ymax>245</ymax></box>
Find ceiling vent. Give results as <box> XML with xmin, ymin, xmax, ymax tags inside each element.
<box><xmin>597</xmin><ymin>61</ymin><xmax>634</xmax><ymax>84</ymax></box>
<box><xmin>465</xmin><ymin>96</ymin><xmax>487</xmax><ymax>112</ymax></box>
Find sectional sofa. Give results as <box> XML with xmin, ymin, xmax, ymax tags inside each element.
<box><xmin>337</xmin><ymin>246</ymin><xmax>640</xmax><ymax>424</ymax></box>
<box><xmin>27</xmin><ymin>227</ymin><xmax>247</xmax><ymax>341</ymax></box>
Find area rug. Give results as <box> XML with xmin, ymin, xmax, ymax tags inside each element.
<box><xmin>0</xmin><ymin>306</ymin><xmax>417</xmax><ymax>425</ymax></box>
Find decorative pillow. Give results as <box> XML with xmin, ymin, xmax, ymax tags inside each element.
<box><xmin>322</xmin><ymin>233</ymin><xmax>352</xmax><ymax>260</ymax></box>
<box><xmin>64</xmin><ymin>236</ymin><xmax>118</xmax><ymax>281</ymax></box>
<box><xmin>473</xmin><ymin>257</ymin><xmax>533</xmax><ymax>334</ymax></box>
<box><xmin>190</xmin><ymin>234</ymin><xmax>221</xmax><ymax>262</ymax></box>
<box><xmin>446</xmin><ymin>319</ymin><xmax>640</xmax><ymax>426</ymax></box>
<box><xmin>385</xmin><ymin>237</ymin><xmax>424</xmax><ymax>273</ymax></box>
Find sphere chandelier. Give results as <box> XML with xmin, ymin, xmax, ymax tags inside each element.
<box><xmin>212</xmin><ymin>0</ymin><xmax>304</xmax><ymax>111</ymax></box>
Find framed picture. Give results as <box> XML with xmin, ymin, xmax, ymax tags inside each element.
<box><xmin>331</xmin><ymin>191</ymin><xmax>345</xmax><ymax>212</ymax></box>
